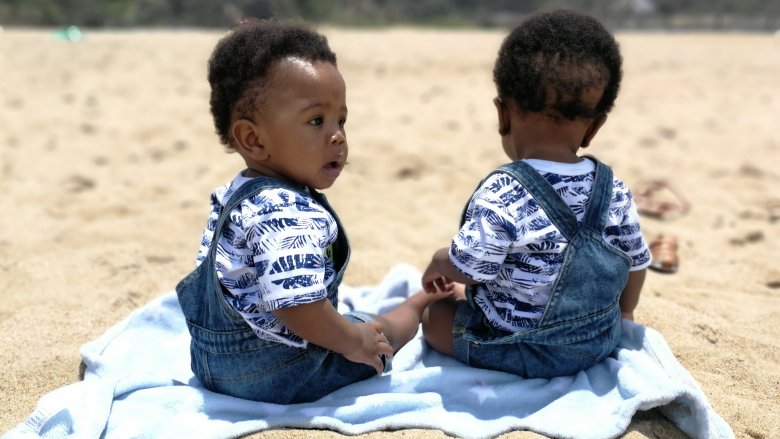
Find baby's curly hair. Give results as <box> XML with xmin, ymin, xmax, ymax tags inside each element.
<box><xmin>493</xmin><ymin>9</ymin><xmax>622</xmax><ymax>121</ymax></box>
<box><xmin>208</xmin><ymin>21</ymin><xmax>337</xmax><ymax>148</ymax></box>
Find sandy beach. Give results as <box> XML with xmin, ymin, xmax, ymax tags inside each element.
<box><xmin>1</xmin><ymin>27</ymin><xmax>778</xmax><ymax>438</ymax></box>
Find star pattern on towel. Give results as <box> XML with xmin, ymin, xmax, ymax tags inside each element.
<box><xmin>469</xmin><ymin>380</ymin><xmax>498</xmax><ymax>404</ymax></box>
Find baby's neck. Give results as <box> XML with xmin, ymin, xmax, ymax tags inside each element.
<box><xmin>242</xmin><ymin>167</ymin><xmax>307</xmax><ymax>189</ymax></box>
<box><xmin>521</xmin><ymin>148</ymin><xmax>582</xmax><ymax>163</ymax></box>
<box><xmin>507</xmin><ymin>112</ymin><xmax>595</xmax><ymax>163</ymax></box>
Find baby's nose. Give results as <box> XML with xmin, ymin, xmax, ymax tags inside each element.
<box><xmin>330</xmin><ymin>129</ymin><xmax>345</xmax><ymax>144</ymax></box>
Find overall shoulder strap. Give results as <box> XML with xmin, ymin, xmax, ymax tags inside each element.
<box><xmin>208</xmin><ymin>177</ymin><xmax>303</xmax><ymax>259</ymax></box>
<box><xmin>580</xmin><ymin>155</ymin><xmax>614</xmax><ymax>233</ymax></box>
<box><xmin>494</xmin><ymin>160</ymin><xmax>580</xmax><ymax>240</ymax></box>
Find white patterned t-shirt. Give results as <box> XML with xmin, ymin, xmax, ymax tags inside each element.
<box><xmin>195</xmin><ymin>172</ymin><xmax>338</xmax><ymax>348</ymax></box>
<box><xmin>450</xmin><ymin>159</ymin><xmax>651</xmax><ymax>332</ymax></box>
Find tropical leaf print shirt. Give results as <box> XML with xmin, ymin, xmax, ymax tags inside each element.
<box><xmin>196</xmin><ymin>172</ymin><xmax>338</xmax><ymax>348</ymax></box>
<box><xmin>450</xmin><ymin>159</ymin><xmax>651</xmax><ymax>333</ymax></box>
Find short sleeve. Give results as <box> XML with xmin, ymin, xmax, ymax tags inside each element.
<box><xmin>604</xmin><ymin>180</ymin><xmax>652</xmax><ymax>271</ymax></box>
<box><xmin>449</xmin><ymin>175</ymin><xmax>520</xmax><ymax>282</ymax></box>
<box><xmin>243</xmin><ymin>189</ymin><xmax>336</xmax><ymax>310</ymax></box>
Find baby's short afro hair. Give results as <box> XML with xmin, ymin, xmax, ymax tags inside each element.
<box><xmin>493</xmin><ymin>9</ymin><xmax>622</xmax><ymax>121</ymax></box>
<box><xmin>208</xmin><ymin>21</ymin><xmax>337</xmax><ymax>148</ymax></box>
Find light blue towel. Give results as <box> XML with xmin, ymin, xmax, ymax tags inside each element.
<box><xmin>4</xmin><ymin>264</ymin><xmax>733</xmax><ymax>439</ymax></box>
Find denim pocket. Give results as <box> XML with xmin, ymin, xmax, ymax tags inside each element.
<box><xmin>196</xmin><ymin>342</ymin><xmax>318</xmax><ymax>403</ymax></box>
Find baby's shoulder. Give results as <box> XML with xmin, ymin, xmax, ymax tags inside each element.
<box><xmin>472</xmin><ymin>171</ymin><xmax>530</xmax><ymax>208</ymax></box>
<box><xmin>609</xmin><ymin>175</ymin><xmax>634</xmax><ymax>203</ymax></box>
<box><xmin>228</xmin><ymin>187</ymin><xmax>333</xmax><ymax>236</ymax></box>
<box><xmin>240</xmin><ymin>187</ymin><xmax>325</xmax><ymax>217</ymax></box>
<box><xmin>477</xmin><ymin>171</ymin><xmax>527</xmax><ymax>197</ymax></box>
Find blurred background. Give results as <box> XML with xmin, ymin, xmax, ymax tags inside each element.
<box><xmin>1</xmin><ymin>0</ymin><xmax>779</xmax><ymax>31</ymax></box>
<box><xmin>1</xmin><ymin>1</ymin><xmax>779</xmax><ymax>438</ymax></box>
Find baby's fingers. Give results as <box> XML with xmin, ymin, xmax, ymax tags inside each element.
<box><xmin>371</xmin><ymin>333</ymin><xmax>393</xmax><ymax>375</ymax></box>
<box><xmin>377</xmin><ymin>333</ymin><xmax>394</xmax><ymax>357</ymax></box>
<box><xmin>432</xmin><ymin>277</ymin><xmax>452</xmax><ymax>293</ymax></box>
<box><xmin>368</xmin><ymin>354</ymin><xmax>384</xmax><ymax>375</ymax></box>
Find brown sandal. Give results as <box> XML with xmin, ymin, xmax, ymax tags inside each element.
<box><xmin>648</xmin><ymin>234</ymin><xmax>679</xmax><ymax>273</ymax></box>
<box><xmin>635</xmin><ymin>180</ymin><xmax>691</xmax><ymax>220</ymax></box>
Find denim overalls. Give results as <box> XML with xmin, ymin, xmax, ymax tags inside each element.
<box><xmin>176</xmin><ymin>177</ymin><xmax>376</xmax><ymax>404</ymax></box>
<box><xmin>452</xmin><ymin>157</ymin><xmax>631</xmax><ymax>378</ymax></box>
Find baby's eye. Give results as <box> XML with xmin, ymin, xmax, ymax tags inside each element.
<box><xmin>308</xmin><ymin>117</ymin><xmax>324</xmax><ymax>126</ymax></box>
<box><xmin>338</xmin><ymin>118</ymin><xmax>347</xmax><ymax>128</ymax></box>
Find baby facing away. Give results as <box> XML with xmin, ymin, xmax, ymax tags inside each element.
<box><xmin>419</xmin><ymin>9</ymin><xmax>652</xmax><ymax>379</ymax></box>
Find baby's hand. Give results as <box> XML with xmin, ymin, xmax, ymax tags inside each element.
<box><xmin>422</xmin><ymin>264</ymin><xmax>454</xmax><ymax>294</ymax></box>
<box><xmin>343</xmin><ymin>321</ymin><xmax>393</xmax><ymax>375</ymax></box>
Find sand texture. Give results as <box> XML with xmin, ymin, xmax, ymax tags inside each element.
<box><xmin>1</xmin><ymin>27</ymin><xmax>778</xmax><ymax>438</ymax></box>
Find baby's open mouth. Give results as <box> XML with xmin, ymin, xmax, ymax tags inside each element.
<box><xmin>325</xmin><ymin>160</ymin><xmax>342</xmax><ymax>170</ymax></box>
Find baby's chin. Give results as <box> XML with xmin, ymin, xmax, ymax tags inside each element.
<box><xmin>310</xmin><ymin>179</ymin><xmax>338</xmax><ymax>190</ymax></box>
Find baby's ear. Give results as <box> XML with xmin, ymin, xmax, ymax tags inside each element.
<box><xmin>231</xmin><ymin>119</ymin><xmax>269</xmax><ymax>160</ymax></box>
<box><xmin>580</xmin><ymin>114</ymin><xmax>607</xmax><ymax>148</ymax></box>
<box><xmin>494</xmin><ymin>97</ymin><xmax>510</xmax><ymax>136</ymax></box>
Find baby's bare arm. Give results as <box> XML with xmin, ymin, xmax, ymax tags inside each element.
<box><xmin>272</xmin><ymin>299</ymin><xmax>392</xmax><ymax>374</ymax></box>
<box><xmin>619</xmin><ymin>269</ymin><xmax>646</xmax><ymax>321</ymax></box>
<box><xmin>422</xmin><ymin>247</ymin><xmax>478</xmax><ymax>293</ymax></box>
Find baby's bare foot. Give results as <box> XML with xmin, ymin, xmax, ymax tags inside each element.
<box><xmin>407</xmin><ymin>288</ymin><xmax>455</xmax><ymax>311</ymax></box>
